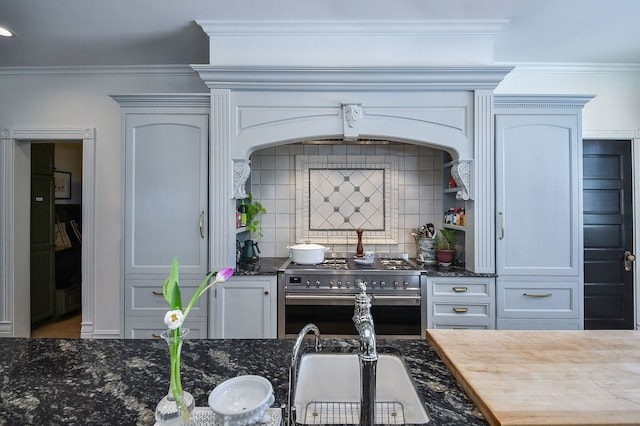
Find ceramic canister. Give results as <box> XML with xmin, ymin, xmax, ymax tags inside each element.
<box><xmin>417</xmin><ymin>238</ymin><xmax>437</xmax><ymax>264</ymax></box>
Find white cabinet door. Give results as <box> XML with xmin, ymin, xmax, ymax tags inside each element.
<box><xmin>495</xmin><ymin>113</ymin><xmax>581</xmax><ymax>277</ymax></box>
<box><xmin>210</xmin><ymin>276</ymin><xmax>277</xmax><ymax>338</ymax></box>
<box><xmin>124</xmin><ymin>113</ymin><xmax>209</xmax><ymax>276</ymax></box>
<box><xmin>116</xmin><ymin>94</ymin><xmax>211</xmax><ymax>338</ymax></box>
<box><xmin>494</xmin><ymin>95</ymin><xmax>591</xmax><ymax>330</ymax></box>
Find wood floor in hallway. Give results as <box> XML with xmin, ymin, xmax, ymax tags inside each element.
<box><xmin>31</xmin><ymin>313</ymin><xmax>81</xmax><ymax>338</ymax></box>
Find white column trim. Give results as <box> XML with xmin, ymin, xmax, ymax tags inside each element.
<box><xmin>473</xmin><ymin>90</ymin><xmax>495</xmax><ymax>273</ymax></box>
<box><xmin>210</xmin><ymin>90</ymin><xmax>235</xmax><ymax>270</ymax></box>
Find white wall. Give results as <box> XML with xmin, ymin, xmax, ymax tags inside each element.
<box><xmin>0</xmin><ymin>66</ymin><xmax>206</xmax><ymax>336</ymax></box>
<box><xmin>496</xmin><ymin>65</ymin><xmax>640</xmax><ymax>138</ymax></box>
<box><xmin>1</xmin><ymin>63</ymin><xmax>639</xmax><ymax>337</ymax></box>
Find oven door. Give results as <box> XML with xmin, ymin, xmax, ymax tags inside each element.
<box><xmin>280</xmin><ymin>293</ymin><xmax>422</xmax><ymax>339</ymax></box>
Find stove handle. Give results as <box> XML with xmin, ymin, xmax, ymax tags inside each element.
<box><xmin>285</xmin><ymin>294</ymin><xmax>421</xmax><ymax>303</ymax></box>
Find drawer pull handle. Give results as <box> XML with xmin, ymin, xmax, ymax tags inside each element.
<box><xmin>452</xmin><ymin>287</ymin><xmax>468</xmax><ymax>292</ymax></box>
<box><xmin>453</xmin><ymin>307</ymin><xmax>468</xmax><ymax>313</ymax></box>
<box><xmin>523</xmin><ymin>293</ymin><xmax>552</xmax><ymax>298</ymax></box>
<box><xmin>152</xmin><ymin>333</ymin><xmax>162</xmax><ymax>339</ymax></box>
<box><xmin>152</xmin><ymin>291</ymin><xmax>163</xmax><ymax>296</ymax></box>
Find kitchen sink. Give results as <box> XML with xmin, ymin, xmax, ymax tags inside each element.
<box><xmin>292</xmin><ymin>347</ymin><xmax>430</xmax><ymax>425</ymax></box>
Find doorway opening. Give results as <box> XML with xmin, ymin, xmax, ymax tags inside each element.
<box><xmin>30</xmin><ymin>141</ymin><xmax>83</xmax><ymax>338</ymax></box>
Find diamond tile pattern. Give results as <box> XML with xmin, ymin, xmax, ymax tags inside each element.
<box><xmin>296</xmin><ymin>155</ymin><xmax>398</xmax><ymax>244</ymax></box>
<box><xmin>309</xmin><ymin>168</ymin><xmax>384</xmax><ymax>230</ymax></box>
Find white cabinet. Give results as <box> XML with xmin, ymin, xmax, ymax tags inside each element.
<box><xmin>114</xmin><ymin>94</ymin><xmax>210</xmax><ymax>338</ymax></box>
<box><xmin>426</xmin><ymin>276</ymin><xmax>495</xmax><ymax>329</ymax></box>
<box><xmin>496</xmin><ymin>279</ymin><xmax>581</xmax><ymax>330</ymax></box>
<box><xmin>494</xmin><ymin>95</ymin><xmax>591</xmax><ymax>330</ymax></box>
<box><xmin>209</xmin><ymin>276</ymin><xmax>277</xmax><ymax>338</ymax></box>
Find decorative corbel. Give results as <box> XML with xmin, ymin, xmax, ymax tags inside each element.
<box><xmin>233</xmin><ymin>159</ymin><xmax>251</xmax><ymax>199</ymax></box>
<box><xmin>342</xmin><ymin>103</ymin><xmax>362</xmax><ymax>141</ymax></box>
<box><xmin>451</xmin><ymin>160</ymin><xmax>472</xmax><ymax>201</ymax></box>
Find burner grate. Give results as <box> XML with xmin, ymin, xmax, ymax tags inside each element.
<box><xmin>319</xmin><ymin>258</ymin><xmax>349</xmax><ymax>270</ymax></box>
<box><xmin>301</xmin><ymin>401</ymin><xmax>405</xmax><ymax>424</ymax></box>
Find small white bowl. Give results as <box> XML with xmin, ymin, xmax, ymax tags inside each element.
<box><xmin>208</xmin><ymin>375</ymin><xmax>274</xmax><ymax>426</ymax></box>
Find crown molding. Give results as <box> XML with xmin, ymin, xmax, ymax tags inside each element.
<box><xmin>110</xmin><ymin>93</ymin><xmax>210</xmax><ymax>109</ymax></box>
<box><xmin>191</xmin><ymin>65</ymin><xmax>514</xmax><ymax>91</ymax></box>
<box><xmin>497</xmin><ymin>62</ymin><xmax>640</xmax><ymax>75</ymax></box>
<box><xmin>0</xmin><ymin>64</ymin><xmax>197</xmax><ymax>77</ymax></box>
<box><xmin>494</xmin><ymin>94</ymin><xmax>595</xmax><ymax>109</ymax></box>
<box><xmin>196</xmin><ymin>19</ymin><xmax>508</xmax><ymax>37</ymax></box>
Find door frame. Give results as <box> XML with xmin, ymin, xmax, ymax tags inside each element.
<box><xmin>634</xmin><ymin>137</ymin><xmax>640</xmax><ymax>329</ymax></box>
<box><xmin>584</xmin><ymin>132</ymin><xmax>639</xmax><ymax>330</ymax></box>
<box><xmin>0</xmin><ymin>128</ymin><xmax>96</xmax><ymax>337</ymax></box>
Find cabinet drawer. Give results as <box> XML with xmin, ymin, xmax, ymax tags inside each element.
<box><xmin>498</xmin><ymin>282</ymin><xmax>578</xmax><ymax>319</ymax></box>
<box><xmin>124</xmin><ymin>317</ymin><xmax>207</xmax><ymax>339</ymax></box>
<box><xmin>125</xmin><ymin>279</ymin><xmax>208</xmax><ymax>317</ymax></box>
<box><xmin>431</xmin><ymin>279</ymin><xmax>492</xmax><ymax>298</ymax></box>
<box><xmin>433</xmin><ymin>302</ymin><xmax>490</xmax><ymax>318</ymax></box>
<box><xmin>431</xmin><ymin>324</ymin><xmax>490</xmax><ymax>330</ymax></box>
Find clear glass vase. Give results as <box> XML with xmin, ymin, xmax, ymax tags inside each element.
<box><xmin>155</xmin><ymin>328</ymin><xmax>195</xmax><ymax>425</ymax></box>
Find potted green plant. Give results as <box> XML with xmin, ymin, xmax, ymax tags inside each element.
<box><xmin>435</xmin><ymin>228</ymin><xmax>456</xmax><ymax>265</ymax></box>
<box><xmin>245</xmin><ymin>194</ymin><xmax>267</xmax><ymax>239</ymax></box>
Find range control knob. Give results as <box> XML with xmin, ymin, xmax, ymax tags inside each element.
<box><xmin>393</xmin><ymin>281</ymin><xmax>399</xmax><ymax>288</ymax></box>
<box><xmin>371</xmin><ymin>281</ymin><xmax>377</xmax><ymax>288</ymax></box>
<box><xmin>305</xmin><ymin>280</ymin><xmax>311</xmax><ymax>288</ymax></box>
<box><xmin>315</xmin><ymin>280</ymin><xmax>321</xmax><ymax>288</ymax></box>
<box><xmin>337</xmin><ymin>280</ymin><xmax>343</xmax><ymax>288</ymax></box>
<box><xmin>403</xmin><ymin>280</ymin><xmax>409</xmax><ymax>288</ymax></box>
<box><xmin>380</xmin><ymin>280</ymin><xmax>386</xmax><ymax>288</ymax></box>
<box><xmin>329</xmin><ymin>281</ymin><xmax>334</xmax><ymax>288</ymax></box>
<box><xmin>346</xmin><ymin>280</ymin><xmax>351</xmax><ymax>288</ymax></box>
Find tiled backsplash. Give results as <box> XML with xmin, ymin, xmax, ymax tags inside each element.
<box><xmin>249</xmin><ymin>142</ymin><xmax>443</xmax><ymax>258</ymax></box>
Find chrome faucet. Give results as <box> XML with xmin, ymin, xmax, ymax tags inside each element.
<box><xmin>353</xmin><ymin>281</ymin><xmax>377</xmax><ymax>426</ymax></box>
<box><xmin>288</xmin><ymin>323</ymin><xmax>321</xmax><ymax>426</ymax></box>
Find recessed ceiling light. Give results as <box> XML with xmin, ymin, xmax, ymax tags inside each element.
<box><xmin>0</xmin><ymin>26</ymin><xmax>14</xmax><ymax>37</ymax></box>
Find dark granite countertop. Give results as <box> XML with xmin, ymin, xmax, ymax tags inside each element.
<box><xmin>0</xmin><ymin>337</ymin><xmax>486</xmax><ymax>425</ymax></box>
<box><xmin>236</xmin><ymin>257</ymin><xmax>495</xmax><ymax>279</ymax></box>
<box><xmin>235</xmin><ymin>257</ymin><xmax>288</xmax><ymax>275</ymax></box>
<box><xmin>417</xmin><ymin>264</ymin><xmax>497</xmax><ymax>278</ymax></box>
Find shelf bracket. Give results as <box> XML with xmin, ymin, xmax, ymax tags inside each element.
<box><xmin>450</xmin><ymin>160</ymin><xmax>472</xmax><ymax>200</ymax></box>
<box><xmin>233</xmin><ymin>159</ymin><xmax>251</xmax><ymax>199</ymax></box>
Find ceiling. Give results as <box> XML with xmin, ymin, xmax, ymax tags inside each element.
<box><xmin>1</xmin><ymin>0</ymin><xmax>639</xmax><ymax>67</ymax></box>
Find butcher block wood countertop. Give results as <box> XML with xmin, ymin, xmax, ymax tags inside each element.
<box><xmin>426</xmin><ymin>329</ymin><xmax>640</xmax><ymax>425</ymax></box>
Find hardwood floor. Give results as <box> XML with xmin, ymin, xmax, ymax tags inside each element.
<box><xmin>31</xmin><ymin>312</ymin><xmax>81</xmax><ymax>338</ymax></box>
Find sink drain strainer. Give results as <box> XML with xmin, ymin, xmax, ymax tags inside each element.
<box><xmin>301</xmin><ymin>401</ymin><xmax>405</xmax><ymax>424</ymax></box>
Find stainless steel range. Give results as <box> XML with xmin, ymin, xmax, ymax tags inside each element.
<box><xmin>278</xmin><ymin>254</ymin><xmax>425</xmax><ymax>339</ymax></box>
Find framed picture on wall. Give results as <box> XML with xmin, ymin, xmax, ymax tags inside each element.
<box><xmin>54</xmin><ymin>171</ymin><xmax>71</xmax><ymax>199</ymax></box>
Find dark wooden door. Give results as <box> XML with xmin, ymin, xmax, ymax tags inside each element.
<box><xmin>30</xmin><ymin>143</ymin><xmax>56</xmax><ymax>324</ymax></box>
<box><xmin>583</xmin><ymin>139</ymin><xmax>634</xmax><ymax>329</ymax></box>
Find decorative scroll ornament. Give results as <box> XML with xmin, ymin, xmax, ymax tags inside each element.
<box><xmin>343</xmin><ymin>104</ymin><xmax>362</xmax><ymax>128</ymax></box>
<box><xmin>451</xmin><ymin>160</ymin><xmax>472</xmax><ymax>201</ymax></box>
<box><xmin>342</xmin><ymin>103</ymin><xmax>362</xmax><ymax>141</ymax></box>
<box><xmin>233</xmin><ymin>159</ymin><xmax>251</xmax><ymax>199</ymax></box>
